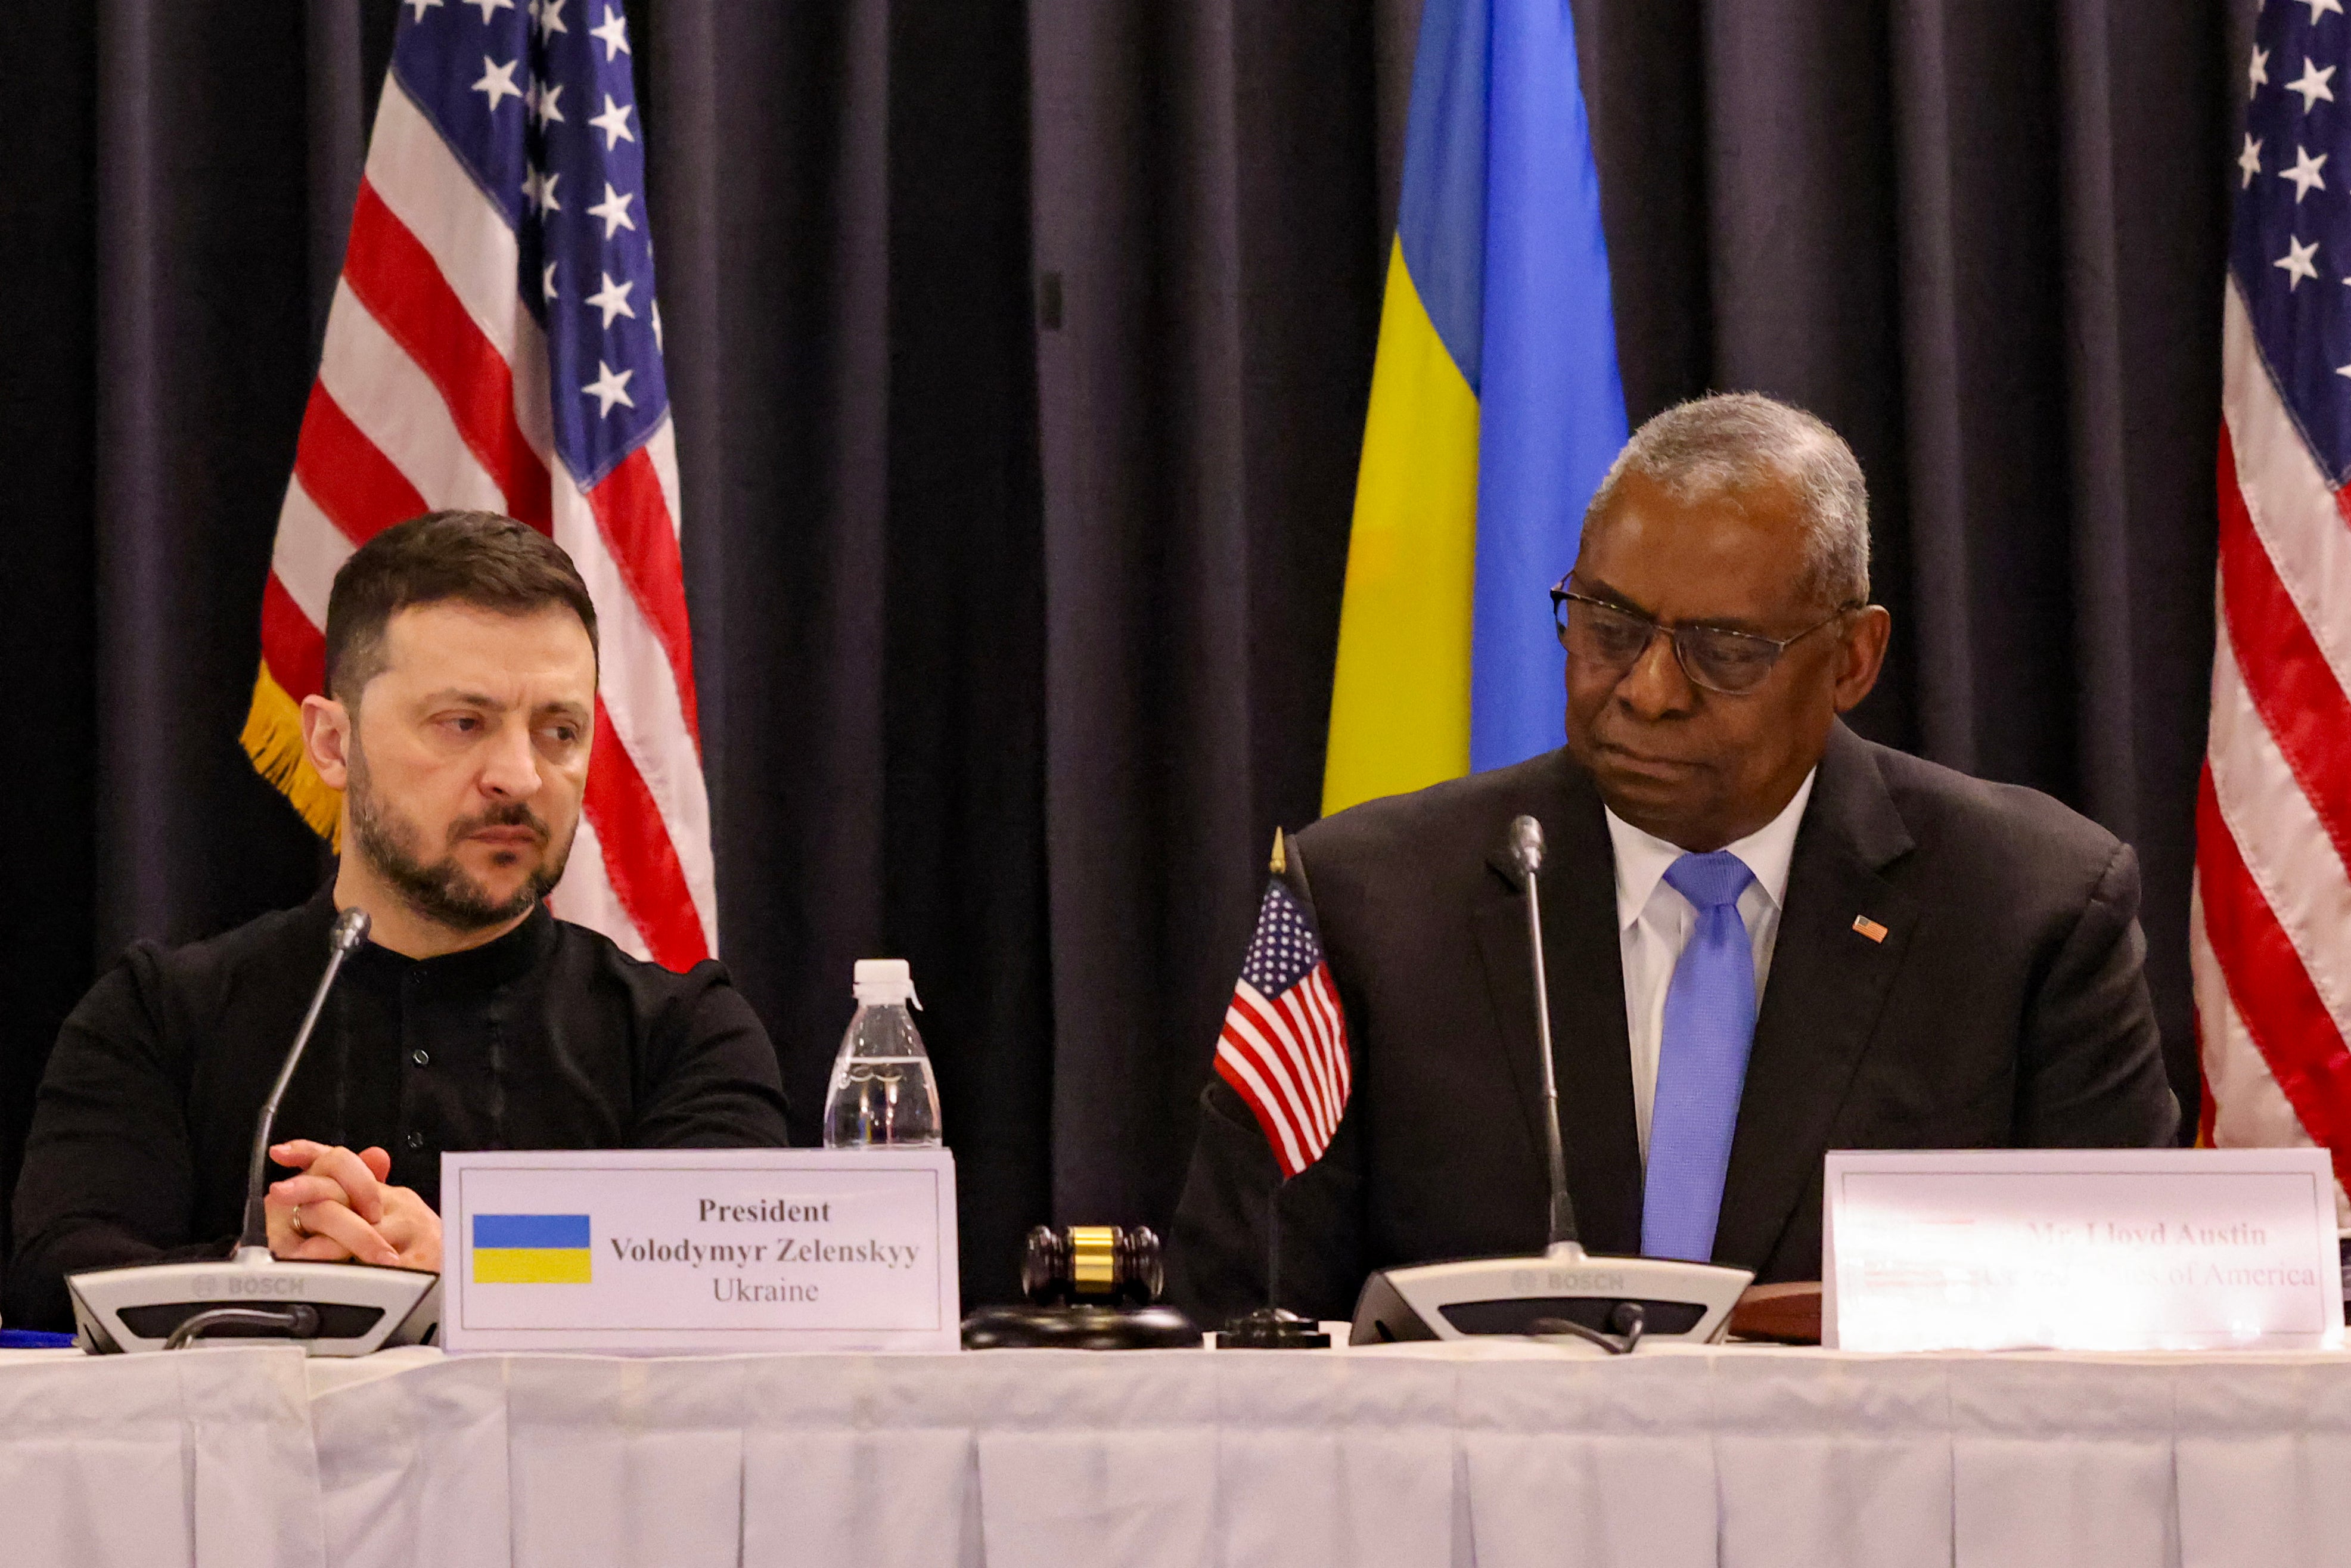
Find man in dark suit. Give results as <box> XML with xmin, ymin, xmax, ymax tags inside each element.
<box><xmin>1169</xmin><ymin>393</ymin><xmax>2179</xmax><ymax>1325</ymax></box>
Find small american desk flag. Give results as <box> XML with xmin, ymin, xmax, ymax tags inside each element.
<box><xmin>243</xmin><ymin>0</ymin><xmax>714</xmax><ymax>970</ymax></box>
<box><xmin>1214</xmin><ymin>846</ymin><xmax>1352</xmax><ymax>1181</ymax></box>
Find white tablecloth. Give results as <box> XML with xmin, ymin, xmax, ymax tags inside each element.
<box><xmin>7</xmin><ymin>1340</ymin><xmax>2350</xmax><ymax>1568</ymax></box>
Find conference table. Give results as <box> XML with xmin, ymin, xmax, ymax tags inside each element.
<box><xmin>5</xmin><ymin>1337</ymin><xmax>2347</xmax><ymax>1568</ymax></box>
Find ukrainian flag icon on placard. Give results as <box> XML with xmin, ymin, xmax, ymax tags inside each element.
<box><xmin>472</xmin><ymin>1213</ymin><xmax>593</xmax><ymax>1284</ymax></box>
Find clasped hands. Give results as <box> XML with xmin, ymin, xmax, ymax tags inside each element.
<box><xmin>265</xmin><ymin>1139</ymin><xmax>443</xmax><ymax>1271</ymax></box>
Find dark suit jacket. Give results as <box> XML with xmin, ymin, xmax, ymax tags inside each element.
<box><xmin>1169</xmin><ymin>724</ymin><xmax>2181</xmax><ymax>1324</ymax></box>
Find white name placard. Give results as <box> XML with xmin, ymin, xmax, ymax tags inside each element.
<box><xmin>440</xmin><ymin>1148</ymin><xmax>959</xmax><ymax>1353</ymax></box>
<box><xmin>1823</xmin><ymin>1148</ymin><xmax>2342</xmax><ymax>1351</ymax></box>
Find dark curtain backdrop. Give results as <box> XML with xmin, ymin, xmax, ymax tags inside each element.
<box><xmin>0</xmin><ymin>0</ymin><xmax>2251</xmax><ymax>1300</ymax></box>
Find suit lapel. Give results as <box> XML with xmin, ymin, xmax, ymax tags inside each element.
<box><xmin>1712</xmin><ymin>725</ymin><xmax>1919</xmax><ymax>1271</ymax></box>
<box><xmin>1469</xmin><ymin>760</ymin><xmax>1645</xmax><ymax>1255</ymax></box>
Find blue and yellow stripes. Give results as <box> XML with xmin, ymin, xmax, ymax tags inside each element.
<box><xmin>472</xmin><ymin>1213</ymin><xmax>593</xmax><ymax>1284</ymax></box>
<box><xmin>1323</xmin><ymin>0</ymin><xmax>1626</xmax><ymax>814</ymax></box>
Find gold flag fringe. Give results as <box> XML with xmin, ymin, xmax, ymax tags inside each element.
<box><xmin>241</xmin><ymin>662</ymin><xmax>343</xmax><ymax>850</ymax></box>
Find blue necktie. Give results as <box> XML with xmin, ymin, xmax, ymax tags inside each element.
<box><xmin>1642</xmin><ymin>850</ymin><xmax>1759</xmax><ymax>1262</ymax></box>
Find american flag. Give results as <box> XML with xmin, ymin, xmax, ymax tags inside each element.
<box><xmin>1214</xmin><ymin>877</ymin><xmax>1352</xmax><ymax>1181</ymax></box>
<box><xmin>242</xmin><ymin>0</ymin><xmax>715</xmax><ymax>968</ymax></box>
<box><xmin>2198</xmin><ymin>0</ymin><xmax>2351</xmax><ymax>1221</ymax></box>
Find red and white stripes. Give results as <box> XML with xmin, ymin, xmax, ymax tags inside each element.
<box><xmin>247</xmin><ymin>77</ymin><xmax>714</xmax><ymax>969</ymax></box>
<box><xmin>1214</xmin><ymin>966</ymin><xmax>1352</xmax><ymax>1181</ymax></box>
<box><xmin>2196</xmin><ymin>280</ymin><xmax>2351</xmax><ymax>1222</ymax></box>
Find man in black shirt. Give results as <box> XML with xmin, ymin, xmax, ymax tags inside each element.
<box><xmin>6</xmin><ymin>511</ymin><xmax>790</xmax><ymax>1329</ymax></box>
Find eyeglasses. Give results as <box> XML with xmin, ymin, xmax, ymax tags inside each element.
<box><xmin>1549</xmin><ymin>574</ymin><xmax>1857</xmax><ymax>695</ymax></box>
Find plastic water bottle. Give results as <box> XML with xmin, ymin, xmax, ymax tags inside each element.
<box><xmin>821</xmin><ymin>959</ymin><xmax>943</xmax><ymax>1147</ymax></box>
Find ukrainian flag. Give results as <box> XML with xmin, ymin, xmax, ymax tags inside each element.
<box><xmin>472</xmin><ymin>1213</ymin><xmax>593</xmax><ymax>1284</ymax></box>
<box><xmin>1322</xmin><ymin>0</ymin><xmax>1627</xmax><ymax>814</ymax></box>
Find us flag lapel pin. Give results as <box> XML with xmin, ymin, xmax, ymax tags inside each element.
<box><xmin>1852</xmin><ymin>915</ymin><xmax>1889</xmax><ymax>944</ymax></box>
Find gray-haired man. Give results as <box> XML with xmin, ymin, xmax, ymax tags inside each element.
<box><xmin>1169</xmin><ymin>392</ymin><xmax>2178</xmax><ymax>1325</ymax></box>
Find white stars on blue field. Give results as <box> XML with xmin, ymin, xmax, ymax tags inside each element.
<box><xmin>2237</xmin><ymin>0</ymin><xmax>2351</xmax><ymax>482</ymax></box>
<box><xmin>393</xmin><ymin>0</ymin><xmax>667</xmax><ymax>486</ymax></box>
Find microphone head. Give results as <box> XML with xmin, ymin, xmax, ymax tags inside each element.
<box><xmin>1508</xmin><ymin>815</ymin><xmax>1545</xmax><ymax>878</ymax></box>
<box><xmin>330</xmin><ymin>907</ymin><xmax>372</xmax><ymax>954</ymax></box>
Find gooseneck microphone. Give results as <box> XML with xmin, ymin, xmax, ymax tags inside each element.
<box><xmin>66</xmin><ymin>905</ymin><xmax>442</xmax><ymax>1356</ymax></box>
<box><xmin>1346</xmin><ymin>812</ymin><xmax>1757</xmax><ymax>1352</ymax></box>
<box><xmin>1507</xmin><ymin>815</ymin><xmax>1579</xmax><ymax>1251</ymax></box>
<box><xmin>237</xmin><ymin>906</ymin><xmax>371</xmax><ymax>1255</ymax></box>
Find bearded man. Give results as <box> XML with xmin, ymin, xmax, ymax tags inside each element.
<box><xmin>5</xmin><ymin>511</ymin><xmax>789</xmax><ymax>1329</ymax></box>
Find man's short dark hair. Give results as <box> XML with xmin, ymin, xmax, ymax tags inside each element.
<box><xmin>323</xmin><ymin>510</ymin><xmax>600</xmax><ymax>704</ymax></box>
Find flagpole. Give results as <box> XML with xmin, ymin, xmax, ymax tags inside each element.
<box><xmin>1263</xmin><ymin>825</ymin><xmax>1290</xmax><ymax>1316</ymax></box>
<box><xmin>1266</xmin><ymin>1175</ymin><xmax>1281</xmax><ymax>1312</ymax></box>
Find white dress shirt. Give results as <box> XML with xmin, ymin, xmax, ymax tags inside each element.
<box><xmin>1605</xmin><ymin>769</ymin><xmax>1816</xmax><ymax>1159</ymax></box>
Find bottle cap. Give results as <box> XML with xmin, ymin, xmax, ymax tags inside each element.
<box><xmin>852</xmin><ymin>958</ymin><xmax>921</xmax><ymax>1009</ymax></box>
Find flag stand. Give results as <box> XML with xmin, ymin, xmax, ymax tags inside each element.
<box><xmin>1213</xmin><ymin>828</ymin><xmax>1337</xmax><ymax>1349</ymax></box>
<box><xmin>1219</xmin><ymin>1175</ymin><xmax>1329</xmax><ymax>1348</ymax></box>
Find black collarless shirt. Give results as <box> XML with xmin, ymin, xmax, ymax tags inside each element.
<box><xmin>6</xmin><ymin>887</ymin><xmax>791</xmax><ymax>1328</ymax></box>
